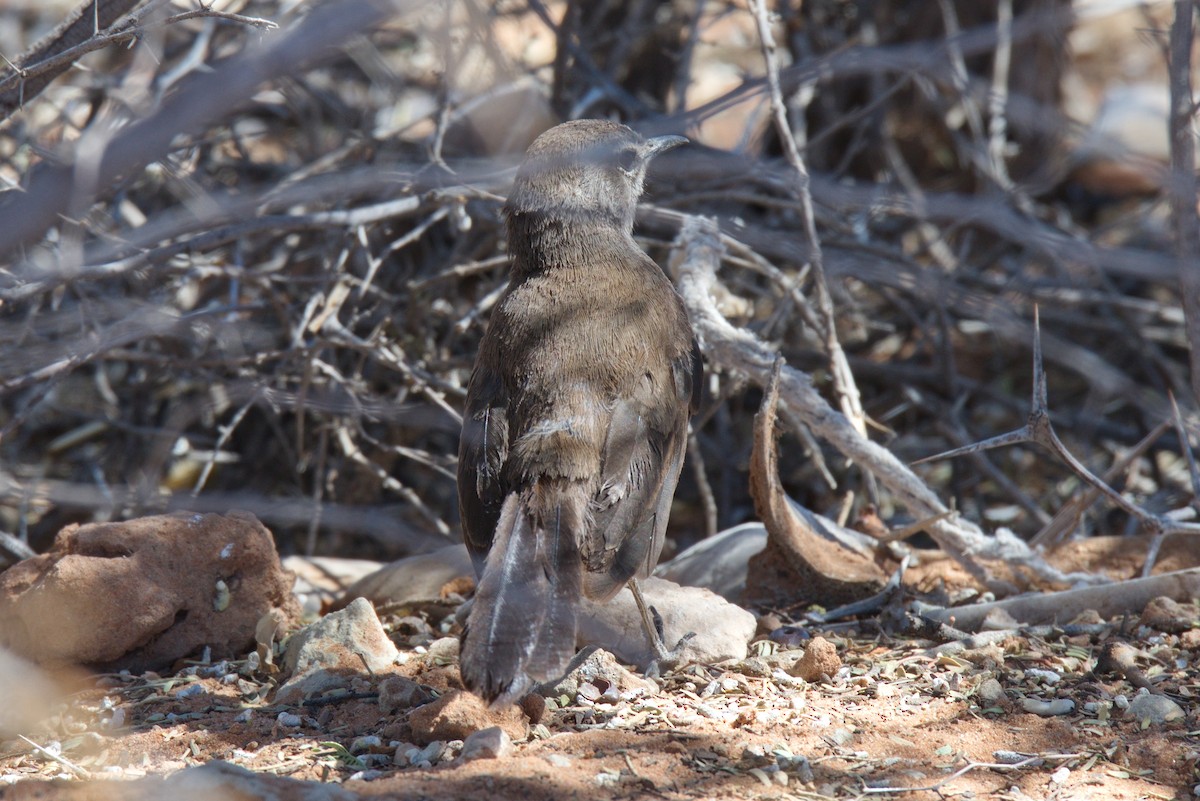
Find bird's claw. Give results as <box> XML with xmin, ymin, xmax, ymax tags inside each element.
<box><xmin>643</xmin><ymin>630</ymin><xmax>696</xmax><ymax>678</ymax></box>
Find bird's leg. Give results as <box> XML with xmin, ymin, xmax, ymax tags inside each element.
<box><xmin>627</xmin><ymin>578</ymin><xmax>696</xmax><ymax>678</ymax></box>
<box><xmin>628</xmin><ymin>577</ymin><xmax>669</xmax><ymax>661</ymax></box>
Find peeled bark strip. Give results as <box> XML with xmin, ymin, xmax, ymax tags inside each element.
<box><xmin>745</xmin><ymin>360</ymin><xmax>887</xmax><ymax>609</ymax></box>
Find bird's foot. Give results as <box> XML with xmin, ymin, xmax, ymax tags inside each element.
<box><xmin>643</xmin><ymin>630</ymin><xmax>696</xmax><ymax>678</ymax></box>
<box><xmin>627</xmin><ymin>578</ymin><xmax>696</xmax><ymax>677</ymax></box>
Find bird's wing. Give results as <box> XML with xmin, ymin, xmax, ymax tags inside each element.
<box><xmin>582</xmin><ymin>338</ymin><xmax>702</xmax><ymax>601</ymax></box>
<box><xmin>457</xmin><ymin>361</ymin><xmax>509</xmax><ymax>575</ymax></box>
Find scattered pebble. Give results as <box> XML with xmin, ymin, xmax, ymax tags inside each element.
<box><xmin>378</xmin><ymin>677</ymin><xmax>437</xmax><ymax>714</ymax></box>
<box><xmin>459</xmin><ymin>726</ymin><xmax>512</xmax><ymax>762</ymax></box>
<box><xmin>349</xmin><ymin>735</ymin><xmax>381</xmax><ymax>754</ymax></box>
<box><xmin>790</xmin><ymin>636</ymin><xmax>841</xmax><ymax>682</ymax></box>
<box><xmin>424</xmin><ymin>636</ymin><xmax>460</xmax><ymax>663</ymax></box>
<box><xmin>393</xmin><ymin>743</ymin><xmax>419</xmax><ymax>767</ymax></box>
<box><xmin>1020</xmin><ymin>698</ymin><xmax>1074</xmax><ymax>717</ymax></box>
<box><xmin>993</xmin><ymin>751</ymin><xmax>1043</xmax><ymax>766</ymax></box>
<box><xmin>1126</xmin><ymin>692</ymin><xmax>1185</xmax><ymax>724</ymax></box>
<box><xmin>977</xmin><ymin>678</ymin><xmax>1006</xmax><ymax>707</ymax></box>
<box><xmin>1024</xmin><ymin>668</ymin><xmax>1061</xmax><ymax>685</ymax></box>
<box><xmin>539</xmin><ymin>647</ymin><xmax>657</xmax><ymax>701</ymax></box>
<box><xmin>348</xmin><ymin>769</ymin><xmax>384</xmax><ymax>781</ymax></box>
<box><xmin>1140</xmin><ymin>596</ymin><xmax>1195</xmax><ymax>634</ymax></box>
<box><xmin>276</xmin><ymin>597</ymin><xmax>399</xmax><ymax>705</ymax></box>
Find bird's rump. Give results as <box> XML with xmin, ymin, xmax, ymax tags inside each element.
<box><xmin>459</xmin><ymin>484</ymin><xmax>583</xmax><ymax>706</ymax></box>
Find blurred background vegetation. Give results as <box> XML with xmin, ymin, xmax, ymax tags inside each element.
<box><xmin>0</xmin><ymin>0</ymin><xmax>1195</xmax><ymax>568</ymax></box>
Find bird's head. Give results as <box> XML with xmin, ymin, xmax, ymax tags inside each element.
<box><xmin>504</xmin><ymin>119</ymin><xmax>687</xmax><ymax>234</ymax></box>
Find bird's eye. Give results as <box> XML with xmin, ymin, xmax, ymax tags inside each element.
<box><xmin>617</xmin><ymin>147</ymin><xmax>639</xmax><ymax>172</ymax></box>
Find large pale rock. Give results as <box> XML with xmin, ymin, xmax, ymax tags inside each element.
<box><xmin>654</xmin><ymin>523</ymin><xmax>767</xmax><ymax>601</ymax></box>
<box><xmin>276</xmin><ymin>597</ymin><xmax>399</xmax><ymax>704</ymax></box>
<box><xmin>578</xmin><ymin>577</ymin><xmax>756</xmax><ymax>667</ymax></box>
<box><xmin>284</xmin><ymin>555</ymin><xmax>384</xmax><ymax>615</ymax></box>
<box><xmin>0</xmin><ymin>512</ymin><xmax>297</xmax><ymax>672</ymax></box>
<box><xmin>334</xmin><ymin>544</ymin><xmax>474</xmax><ymax>610</ymax></box>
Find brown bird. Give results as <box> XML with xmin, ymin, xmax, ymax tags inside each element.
<box><xmin>457</xmin><ymin>119</ymin><xmax>701</xmax><ymax>705</ymax></box>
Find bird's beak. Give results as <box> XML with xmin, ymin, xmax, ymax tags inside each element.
<box><xmin>643</xmin><ymin>134</ymin><xmax>688</xmax><ymax>159</ymax></box>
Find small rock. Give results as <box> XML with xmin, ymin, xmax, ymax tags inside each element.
<box><xmin>407</xmin><ymin>690</ymin><xmax>527</xmax><ymax>745</ymax></box>
<box><xmin>392</xmin><ymin>742</ymin><xmax>419</xmax><ymax>766</ymax></box>
<box><xmin>789</xmin><ymin>636</ymin><xmax>841</xmax><ymax>682</ymax></box>
<box><xmin>1126</xmin><ymin>693</ymin><xmax>1185</xmax><ymax>725</ymax></box>
<box><xmin>1140</xmin><ymin>596</ymin><xmax>1195</xmax><ymax>634</ymax></box>
<box><xmin>828</xmin><ymin>727</ymin><xmax>854</xmax><ymax>746</ymax></box>
<box><xmin>518</xmin><ymin>692</ymin><xmax>547</xmax><ymax>724</ymax></box>
<box><xmin>740</xmin><ymin>745</ymin><xmax>772</xmax><ymax>768</ymax></box>
<box><xmin>538</xmin><ymin>647</ymin><xmax>657</xmax><ymax>701</ymax></box>
<box><xmin>1021</xmin><ymin>698</ymin><xmax>1075</xmax><ymax>716</ymax></box>
<box><xmin>349</xmin><ymin>735</ymin><xmax>381</xmax><ymax>754</ymax></box>
<box><xmin>977</xmin><ymin>677</ymin><xmax>1007</xmax><ymax>707</ymax></box>
<box><xmin>378</xmin><ymin>677</ymin><xmax>437</xmax><ymax>715</ymax></box>
<box><xmin>459</xmin><ymin>726</ymin><xmax>512</xmax><ymax>762</ymax></box>
<box><xmin>543</xmin><ymin>753</ymin><xmax>571</xmax><ymax>768</ymax></box>
<box><xmin>348</xmin><ymin>769</ymin><xmax>384</xmax><ymax>782</ymax></box>
<box><xmin>1024</xmin><ymin>668</ymin><xmax>1061</xmax><ymax>686</ymax></box>
<box><xmin>578</xmin><ymin>577</ymin><xmax>757</xmax><ymax>667</ymax></box>
<box><xmin>276</xmin><ymin>598</ymin><xmax>399</xmax><ymax>704</ymax></box>
<box><xmin>1069</xmin><ymin>609</ymin><xmax>1105</xmax><ymax>626</ymax></box>
<box><xmin>424</xmin><ymin>636</ymin><xmax>460</xmax><ymax>663</ymax></box>
<box><xmin>415</xmin><ymin>740</ymin><xmax>447</xmax><ymax>764</ymax></box>
<box><xmin>776</xmin><ymin>752</ymin><xmax>813</xmax><ymax>783</ymax></box>
<box><xmin>737</xmin><ymin>657</ymin><xmax>772</xmax><ymax>678</ymax></box>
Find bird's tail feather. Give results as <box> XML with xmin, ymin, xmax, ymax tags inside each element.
<box><xmin>460</xmin><ymin>484</ymin><xmax>583</xmax><ymax>706</ymax></box>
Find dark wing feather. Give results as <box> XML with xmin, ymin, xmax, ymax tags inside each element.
<box><xmin>457</xmin><ymin>362</ymin><xmax>509</xmax><ymax>576</ymax></box>
<box><xmin>581</xmin><ymin>338</ymin><xmax>701</xmax><ymax>601</ymax></box>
